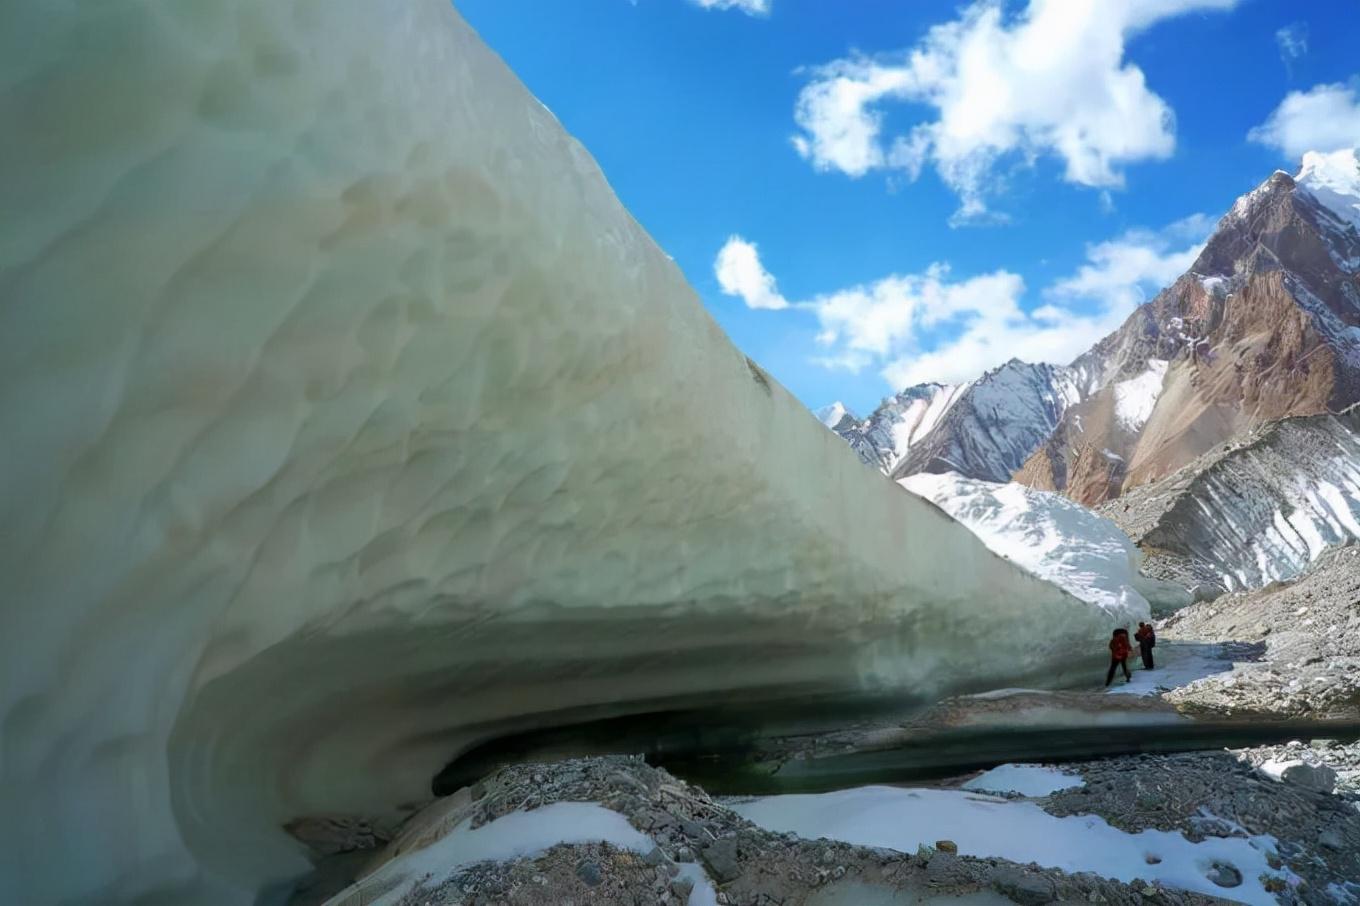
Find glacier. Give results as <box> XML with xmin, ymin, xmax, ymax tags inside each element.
<box><xmin>1101</xmin><ymin>406</ymin><xmax>1360</xmax><ymax>593</ymax></box>
<box><xmin>900</xmin><ymin>474</ymin><xmax>1158</xmax><ymax>617</ymax></box>
<box><xmin>0</xmin><ymin>3</ymin><xmax>1140</xmax><ymax>904</ymax></box>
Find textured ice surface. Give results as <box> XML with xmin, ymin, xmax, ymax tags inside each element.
<box><xmin>0</xmin><ymin>3</ymin><xmax>1130</xmax><ymax>904</ymax></box>
<box><xmin>732</xmin><ymin>787</ymin><xmax>1287</xmax><ymax>904</ymax></box>
<box><xmin>901</xmin><ymin>473</ymin><xmax>1152</xmax><ymax>618</ymax></box>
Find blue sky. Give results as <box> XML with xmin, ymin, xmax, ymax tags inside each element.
<box><xmin>457</xmin><ymin>0</ymin><xmax>1360</xmax><ymax>415</ymax></box>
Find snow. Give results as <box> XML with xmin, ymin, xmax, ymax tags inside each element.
<box><xmin>900</xmin><ymin>473</ymin><xmax>1150</xmax><ymax>619</ymax></box>
<box><xmin>322</xmin><ymin>802</ymin><xmax>719</xmax><ymax>906</ymax></box>
<box><xmin>962</xmin><ymin>764</ymin><xmax>1085</xmax><ymax>796</ymax></box>
<box><xmin>1145</xmin><ymin>411</ymin><xmax>1360</xmax><ymax>590</ymax></box>
<box><xmin>1104</xmin><ymin>641</ymin><xmax>1235</xmax><ymax>697</ymax></box>
<box><xmin>1296</xmin><ymin>148</ymin><xmax>1360</xmax><ymax>233</ymax></box>
<box><xmin>815</xmin><ymin>401</ymin><xmax>856</xmax><ymax>429</ymax></box>
<box><xmin>731</xmin><ymin>787</ymin><xmax>1286</xmax><ymax>904</ymax></box>
<box><xmin>1198</xmin><ymin>274</ymin><xmax>1228</xmax><ymax>294</ymax></box>
<box><xmin>1113</xmin><ymin>360</ymin><xmax>1169</xmax><ymax>432</ymax></box>
<box><xmin>0</xmin><ymin>3</ymin><xmax>1126</xmax><ymax>903</ymax></box>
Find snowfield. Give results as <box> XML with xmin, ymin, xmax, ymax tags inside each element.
<box><xmin>1113</xmin><ymin>359</ymin><xmax>1169</xmax><ymax>432</ymax></box>
<box><xmin>731</xmin><ymin>787</ymin><xmax>1289</xmax><ymax>905</ymax></box>
<box><xmin>901</xmin><ymin>473</ymin><xmax>1153</xmax><ymax>619</ymax></box>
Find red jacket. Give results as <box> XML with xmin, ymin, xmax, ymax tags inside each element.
<box><xmin>1110</xmin><ymin>635</ymin><xmax>1131</xmax><ymax>660</ymax></box>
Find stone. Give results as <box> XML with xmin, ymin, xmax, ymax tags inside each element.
<box><xmin>1318</xmin><ymin>828</ymin><xmax>1345</xmax><ymax>851</ymax></box>
<box><xmin>644</xmin><ymin>846</ymin><xmax>667</xmax><ymax>866</ymax></box>
<box><xmin>700</xmin><ymin>838</ymin><xmax>741</xmax><ymax>884</ymax></box>
<box><xmin>989</xmin><ymin>866</ymin><xmax>1057</xmax><ymax>905</ymax></box>
<box><xmin>935</xmin><ymin>839</ymin><xmax>958</xmax><ymax>854</ymax></box>
<box><xmin>673</xmin><ymin>877</ymin><xmax>695</xmax><ymax>899</ymax></box>
<box><xmin>1263</xmin><ymin>758</ymin><xmax>1338</xmax><ymax>793</ymax></box>
<box><xmin>575</xmin><ymin>859</ymin><xmax>603</xmax><ymax>887</ymax></box>
<box><xmin>1206</xmin><ymin>862</ymin><xmax>1242</xmax><ymax>888</ymax></box>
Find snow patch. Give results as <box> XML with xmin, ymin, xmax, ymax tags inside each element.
<box><xmin>900</xmin><ymin>473</ymin><xmax>1150</xmax><ymax>619</ymax></box>
<box><xmin>731</xmin><ymin>787</ymin><xmax>1286</xmax><ymax>905</ymax></box>
<box><xmin>1296</xmin><ymin>148</ymin><xmax>1360</xmax><ymax>233</ymax></box>
<box><xmin>322</xmin><ymin>802</ymin><xmax>718</xmax><ymax>906</ymax></box>
<box><xmin>962</xmin><ymin>764</ymin><xmax>1084</xmax><ymax>797</ymax></box>
<box><xmin>1113</xmin><ymin>360</ymin><xmax>1169</xmax><ymax>432</ymax></box>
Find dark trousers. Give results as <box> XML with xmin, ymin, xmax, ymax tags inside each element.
<box><xmin>1140</xmin><ymin>643</ymin><xmax>1154</xmax><ymax>669</ymax></box>
<box><xmin>1106</xmin><ymin>658</ymin><xmax>1131</xmax><ymax>685</ymax></box>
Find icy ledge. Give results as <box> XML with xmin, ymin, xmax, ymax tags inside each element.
<box><xmin>0</xmin><ymin>2</ymin><xmax>1136</xmax><ymax>904</ymax></box>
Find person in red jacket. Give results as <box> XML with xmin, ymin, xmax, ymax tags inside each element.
<box><xmin>1135</xmin><ymin>622</ymin><xmax>1156</xmax><ymax>670</ymax></box>
<box><xmin>1106</xmin><ymin>628</ymin><xmax>1132</xmax><ymax>686</ymax></box>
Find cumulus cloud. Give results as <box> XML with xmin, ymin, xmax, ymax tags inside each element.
<box><xmin>1275</xmin><ymin>23</ymin><xmax>1308</xmax><ymax>67</ymax></box>
<box><xmin>1249</xmin><ymin>81</ymin><xmax>1360</xmax><ymax>160</ymax></box>
<box><xmin>714</xmin><ymin>236</ymin><xmax>789</xmax><ymax>310</ymax></box>
<box><xmin>791</xmin><ymin>0</ymin><xmax>1238</xmax><ymax>221</ymax></box>
<box><xmin>689</xmin><ymin>0</ymin><xmax>769</xmax><ymax>15</ymax></box>
<box><xmin>716</xmin><ymin>215</ymin><xmax>1211</xmax><ymax>388</ymax></box>
<box><xmin>1047</xmin><ymin>213</ymin><xmax>1211</xmax><ymax>313</ymax></box>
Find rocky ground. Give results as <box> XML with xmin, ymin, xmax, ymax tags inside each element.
<box><xmin>1159</xmin><ymin>545</ymin><xmax>1360</xmax><ymax>718</ymax></box>
<box><xmin>293</xmin><ymin>746</ymin><xmax>1360</xmax><ymax>906</ymax></box>
<box><xmin>1045</xmin><ymin>748</ymin><xmax>1360</xmax><ymax>902</ymax></box>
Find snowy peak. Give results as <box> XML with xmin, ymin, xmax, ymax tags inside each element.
<box><xmin>814</xmin><ymin>401</ymin><xmax>856</xmax><ymax>430</ymax></box>
<box><xmin>831</xmin><ymin>360</ymin><xmax>1090</xmax><ymax>484</ymax></box>
<box><xmin>1296</xmin><ymin>148</ymin><xmax>1360</xmax><ymax>233</ymax></box>
<box><xmin>833</xmin><ymin>381</ymin><xmax>968</xmax><ymax>473</ymax></box>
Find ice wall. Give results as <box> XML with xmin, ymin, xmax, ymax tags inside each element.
<box><xmin>0</xmin><ymin>3</ymin><xmax>1133</xmax><ymax>903</ymax></box>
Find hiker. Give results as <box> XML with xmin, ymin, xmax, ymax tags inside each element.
<box><xmin>1135</xmin><ymin>621</ymin><xmax>1156</xmax><ymax>670</ymax></box>
<box><xmin>1105</xmin><ymin>628</ymin><xmax>1132</xmax><ymax>686</ymax></box>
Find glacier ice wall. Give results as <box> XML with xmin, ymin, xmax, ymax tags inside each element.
<box><xmin>0</xmin><ymin>3</ymin><xmax>1132</xmax><ymax>904</ymax></box>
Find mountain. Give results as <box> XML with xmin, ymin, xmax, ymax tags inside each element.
<box><xmin>1097</xmin><ymin>404</ymin><xmax>1360</xmax><ymax>596</ymax></box>
<box><xmin>831</xmin><ymin>360</ymin><xmax>1089</xmax><ymax>483</ymax></box>
<box><xmin>813</xmin><ymin>401</ymin><xmax>856</xmax><ymax>431</ymax></box>
<box><xmin>1016</xmin><ymin>149</ymin><xmax>1360</xmax><ymax>505</ymax></box>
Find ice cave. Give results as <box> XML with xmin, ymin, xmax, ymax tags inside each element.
<box><xmin>7</xmin><ymin>1</ymin><xmax>1360</xmax><ymax>905</ymax></box>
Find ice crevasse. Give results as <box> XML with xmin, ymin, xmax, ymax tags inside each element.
<box><xmin>0</xmin><ymin>2</ymin><xmax>1144</xmax><ymax>904</ymax></box>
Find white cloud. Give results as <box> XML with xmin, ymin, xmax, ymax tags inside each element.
<box><xmin>718</xmin><ymin>214</ymin><xmax>1211</xmax><ymax>389</ymax></box>
<box><xmin>1047</xmin><ymin>213</ymin><xmax>1211</xmax><ymax>313</ymax></box>
<box><xmin>1275</xmin><ymin>23</ymin><xmax>1308</xmax><ymax>66</ymax></box>
<box><xmin>791</xmin><ymin>0</ymin><xmax>1238</xmax><ymax>220</ymax></box>
<box><xmin>689</xmin><ymin>0</ymin><xmax>769</xmax><ymax>15</ymax></box>
<box><xmin>714</xmin><ymin>236</ymin><xmax>789</xmax><ymax>310</ymax></box>
<box><xmin>1248</xmin><ymin>81</ymin><xmax>1360</xmax><ymax>160</ymax></box>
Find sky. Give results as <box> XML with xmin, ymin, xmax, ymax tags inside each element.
<box><xmin>456</xmin><ymin>0</ymin><xmax>1360</xmax><ymax>416</ymax></box>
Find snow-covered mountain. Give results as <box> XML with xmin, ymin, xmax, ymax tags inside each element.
<box><xmin>1018</xmin><ymin>149</ymin><xmax>1360</xmax><ymax>505</ymax></box>
<box><xmin>822</xmin><ymin>151</ymin><xmax>1360</xmax><ymax>505</ymax></box>
<box><xmin>813</xmin><ymin>401</ymin><xmax>856</xmax><ymax>431</ymax></box>
<box><xmin>1098</xmin><ymin>404</ymin><xmax>1360</xmax><ymax>595</ymax></box>
<box><xmin>830</xmin><ymin>360</ymin><xmax>1088</xmax><ymax>483</ymax></box>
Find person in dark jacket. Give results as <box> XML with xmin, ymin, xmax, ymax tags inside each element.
<box><xmin>1135</xmin><ymin>622</ymin><xmax>1156</xmax><ymax>669</ymax></box>
<box><xmin>1106</xmin><ymin>628</ymin><xmax>1132</xmax><ymax>686</ymax></box>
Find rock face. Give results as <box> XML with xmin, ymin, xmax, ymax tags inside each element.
<box><xmin>835</xmin><ymin>360</ymin><xmax>1087</xmax><ymax>482</ymax></box>
<box><xmin>1018</xmin><ymin>153</ymin><xmax>1360</xmax><ymax>505</ymax></box>
<box><xmin>0</xmin><ymin>4</ymin><xmax>1131</xmax><ymax>905</ymax></box>
<box><xmin>1098</xmin><ymin>406</ymin><xmax>1360</xmax><ymax>592</ymax></box>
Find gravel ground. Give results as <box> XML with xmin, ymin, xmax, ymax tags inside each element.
<box><xmin>1045</xmin><ymin>748</ymin><xmax>1360</xmax><ymax>904</ymax></box>
<box><xmin>1159</xmin><ymin>545</ymin><xmax>1360</xmax><ymax>718</ymax></box>
<box><xmin>305</xmin><ymin>755</ymin><xmax>1235</xmax><ymax>906</ymax></box>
